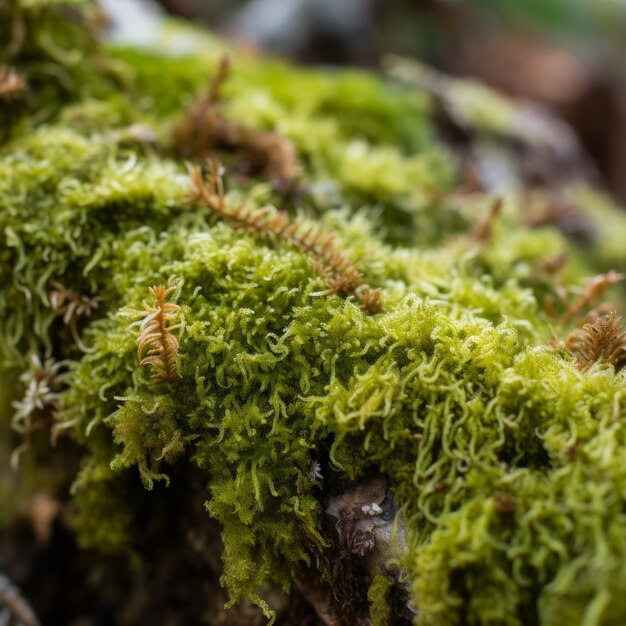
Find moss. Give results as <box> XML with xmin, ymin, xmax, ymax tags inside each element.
<box><xmin>2</xmin><ymin>2</ymin><xmax>626</xmax><ymax>625</ymax></box>
<box><xmin>0</xmin><ymin>0</ymin><xmax>123</xmax><ymax>128</ymax></box>
<box><xmin>368</xmin><ymin>573</ymin><xmax>394</xmax><ymax>626</ymax></box>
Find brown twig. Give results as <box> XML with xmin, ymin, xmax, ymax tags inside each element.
<box><xmin>173</xmin><ymin>56</ymin><xmax>302</xmax><ymax>194</ymax></box>
<box><xmin>137</xmin><ymin>284</ymin><xmax>182</xmax><ymax>383</ymax></box>
<box><xmin>188</xmin><ymin>161</ymin><xmax>381</xmax><ymax>313</ymax></box>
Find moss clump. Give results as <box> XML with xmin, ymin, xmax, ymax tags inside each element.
<box><xmin>3</xmin><ymin>2</ymin><xmax>626</xmax><ymax>625</ymax></box>
<box><xmin>368</xmin><ymin>573</ymin><xmax>394</xmax><ymax>626</ymax></box>
<box><xmin>0</xmin><ymin>0</ymin><xmax>122</xmax><ymax>126</ymax></box>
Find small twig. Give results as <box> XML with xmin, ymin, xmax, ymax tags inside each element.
<box><xmin>173</xmin><ymin>57</ymin><xmax>302</xmax><ymax>193</ymax></box>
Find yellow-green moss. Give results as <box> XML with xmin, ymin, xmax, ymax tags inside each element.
<box><xmin>368</xmin><ymin>573</ymin><xmax>394</xmax><ymax>626</ymax></box>
<box><xmin>2</xmin><ymin>2</ymin><xmax>626</xmax><ymax>625</ymax></box>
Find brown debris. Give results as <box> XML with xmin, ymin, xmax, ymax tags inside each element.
<box><xmin>356</xmin><ymin>288</ymin><xmax>382</xmax><ymax>316</ymax></box>
<box><xmin>306</xmin><ymin>476</ymin><xmax>412</xmax><ymax>626</ymax></box>
<box><xmin>173</xmin><ymin>56</ymin><xmax>302</xmax><ymax>194</ymax></box>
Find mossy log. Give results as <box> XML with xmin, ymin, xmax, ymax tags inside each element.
<box><xmin>2</xmin><ymin>2</ymin><xmax>626</xmax><ymax>625</ymax></box>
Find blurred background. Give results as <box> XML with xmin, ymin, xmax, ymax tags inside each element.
<box><xmin>105</xmin><ymin>0</ymin><xmax>626</xmax><ymax>205</ymax></box>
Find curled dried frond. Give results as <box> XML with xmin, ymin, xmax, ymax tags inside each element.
<box><xmin>0</xmin><ymin>572</ymin><xmax>41</xmax><ymax>626</ymax></box>
<box><xmin>137</xmin><ymin>284</ymin><xmax>182</xmax><ymax>384</ymax></box>
<box><xmin>0</xmin><ymin>67</ymin><xmax>27</xmax><ymax>102</ymax></box>
<box><xmin>189</xmin><ymin>162</ymin><xmax>381</xmax><ymax>313</ymax></box>
<box><xmin>49</xmin><ymin>281</ymin><xmax>100</xmax><ymax>352</ymax></box>
<box><xmin>565</xmin><ymin>312</ymin><xmax>626</xmax><ymax>373</ymax></box>
<box><xmin>11</xmin><ymin>354</ymin><xmax>69</xmax><ymax>467</ymax></box>
<box><xmin>565</xmin><ymin>270</ymin><xmax>624</xmax><ymax>321</ymax></box>
<box><xmin>173</xmin><ymin>57</ymin><xmax>302</xmax><ymax>193</ymax></box>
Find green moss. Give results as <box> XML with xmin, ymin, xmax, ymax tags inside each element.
<box><xmin>0</xmin><ymin>0</ymin><xmax>122</xmax><ymax>126</ymax></box>
<box><xmin>368</xmin><ymin>573</ymin><xmax>394</xmax><ymax>626</ymax></box>
<box><xmin>2</xmin><ymin>2</ymin><xmax>626</xmax><ymax>625</ymax></box>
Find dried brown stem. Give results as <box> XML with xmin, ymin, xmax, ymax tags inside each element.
<box><xmin>173</xmin><ymin>57</ymin><xmax>302</xmax><ymax>193</ymax></box>
<box><xmin>188</xmin><ymin>162</ymin><xmax>381</xmax><ymax>313</ymax></box>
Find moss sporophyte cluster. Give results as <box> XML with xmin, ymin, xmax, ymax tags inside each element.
<box><xmin>3</xmin><ymin>1</ymin><xmax>626</xmax><ymax>624</ymax></box>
